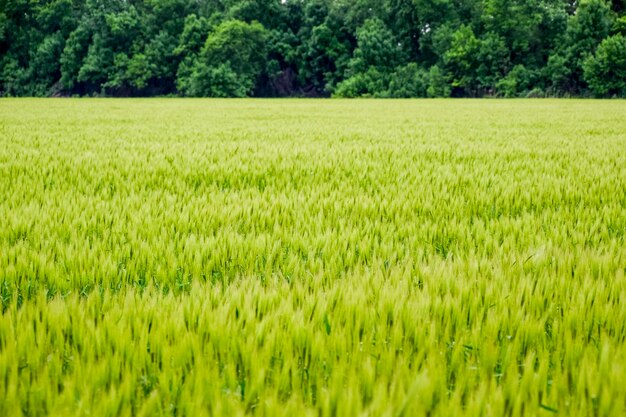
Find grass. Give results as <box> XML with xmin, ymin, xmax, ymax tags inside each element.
<box><xmin>0</xmin><ymin>98</ymin><xmax>625</xmax><ymax>416</ymax></box>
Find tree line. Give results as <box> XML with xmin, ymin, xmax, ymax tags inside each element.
<box><xmin>1</xmin><ymin>0</ymin><xmax>625</xmax><ymax>98</ymax></box>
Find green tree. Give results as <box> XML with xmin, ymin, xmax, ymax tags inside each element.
<box><xmin>189</xmin><ymin>62</ymin><xmax>249</xmax><ymax>97</ymax></box>
<box><xmin>437</xmin><ymin>24</ymin><xmax>480</xmax><ymax>93</ymax></box>
<box><xmin>476</xmin><ymin>32</ymin><xmax>510</xmax><ymax>93</ymax></box>
<box><xmin>0</xmin><ymin>0</ymin><xmax>621</xmax><ymax>97</ymax></box>
<box><xmin>77</xmin><ymin>33</ymin><xmax>113</xmax><ymax>92</ymax></box>
<box><xmin>225</xmin><ymin>0</ymin><xmax>287</xmax><ymax>29</ymax></box>
<box><xmin>187</xmin><ymin>20</ymin><xmax>268</xmax><ymax>97</ymax></box>
<box><xmin>175</xmin><ymin>14</ymin><xmax>211</xmax><ymax>95</ymax></box>
<box><xmin>426</xmin><ymin>64</ymin><xmax>451</xmax><ymax>97</ymax></box>
<box><xmin>347</xmin><ymin>18</ymin><xmax>404</xmax><ymax>74</ymax></box>
<box><xmin>335</xmin><ymin>18</ymin><xmax>404</xmax><ymax>97</ymax></box>
<box><xmin>496</xmin><ymin>64</ymin><xmax>537</xmax><ymax>97</ymax></box>
<box><xmin>387</xmin><ymin>63</ymin><xmax>429</xmax><ymax>97</ymax></box>
<box><xmin>299</xmin><ymin>22</ymin><xmax>350</xmax><ymax>95</ymax></box>
<box><xmin>583</xmin><ymin>34</ymin><xmax>626</xmax><ymax>96</ymax></box>
<box><xmin>545</xmin><ymin>0</ymin><xmax>613</xmax><ymax>94</ymax></box>
<box><xmin>60</xmin><ymin>23</ymin><xmax>91</xmax><ymax>91</ymax></box>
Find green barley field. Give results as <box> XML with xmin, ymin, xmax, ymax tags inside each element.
<box><xmin>1</xmin><ymin>99</ymin><xmax>625</xmax><ymax>416</ymax></box>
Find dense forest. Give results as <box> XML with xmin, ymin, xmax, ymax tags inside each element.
<box><xmin>1</xmin><ymin>0</ymin><xmax>625</xmax><ymax>97</ymax></box>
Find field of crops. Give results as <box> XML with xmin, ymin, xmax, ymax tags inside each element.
<box><xmin>1</xmin><ymin>99</ymin><xmax>625</xmax><ymax>416</ymax></box>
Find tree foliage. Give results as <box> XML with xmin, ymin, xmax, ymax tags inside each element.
<box><xmin>583</xmin><ymin>34</ymin><xmax>626</xmax><ymax>96</ymax></box>
<box><xmin>1</xmin><ymin>0</ymin><xmax>624</xmax><ymax>97</ymax></box>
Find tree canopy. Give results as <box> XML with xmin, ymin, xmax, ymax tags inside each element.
<box><xmin>1</xmin><ymin>0</ymin><xmax>625</xmax><ymax>97</ymax></box>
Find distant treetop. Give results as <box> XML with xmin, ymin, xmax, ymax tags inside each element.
<box><xmin>1</xmin><ymin>0</ymin><xmax>625</xmax><ymax>97</ymax></box>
